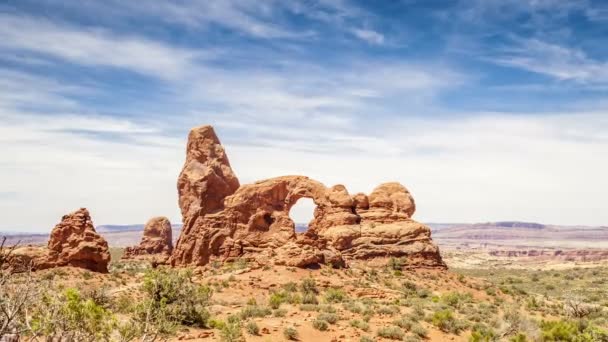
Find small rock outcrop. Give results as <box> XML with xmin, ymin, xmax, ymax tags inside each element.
<box><xmin>171</xmin><ymin>125</ymin><xmax>445</xmax><ymax>269</ymax></box>
<box><xmin>123</xmin><ymin>217</ymin><xmax>173</xmax><ymax>261</ymax></box>
<box><xmin>8</xmin><ymin>208</ymin><xmax>111</xmax><ymax>273</ymax></box>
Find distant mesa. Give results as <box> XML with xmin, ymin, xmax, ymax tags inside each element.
<box><xmin>122</xmin><ymin>216</ymin><xmax>173</xmax><ymax>262</ymax></box>
<box><xmin>8</xmin><ymin>208</ymin><xmax>110</xmax><ymax>273</ymax></box>
<box><xmin>171</xmin><ymin>125</ymin><xmax>445</xmax><ymax>269</ymax></box>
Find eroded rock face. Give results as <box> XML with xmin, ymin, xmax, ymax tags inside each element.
<box><xmin>9</xmin><ymin>208</ymin><xmax>111</xmax><ymax>273</ymax></box>
<box><xmin>171</xmin><ymin>125</ymin><xmax>444</xmax><ymax>269</ymax></box>
<box><xmin>46</xmin><ymin>208</ymin><xmax>111</xmax><ymax>272</ymax></box>
<box><xmin>123</xmin><ymin>217</ymin><xmax>173</xmax><ymax>261</ymax></box>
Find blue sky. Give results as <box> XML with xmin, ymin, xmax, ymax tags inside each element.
<box><xmin>1</xmin><ymin>0</ymin><xmax>607</xmax><ymax>231</ymax></box>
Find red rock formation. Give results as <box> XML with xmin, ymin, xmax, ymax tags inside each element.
<box><xmin>45</xmin><ymin>208</ymin><xmax>110</xmax><ymax>272</ymax></box>
<box><xmin>171</xmin><ymin>125</ymin><xmax>444</xmax><ymax>269</ymax></box>
<box><xmin>123</xmin><ymin>216</ymin><xmax>173</xmax><ymax>261</ymax></box>
<box><xmin>9</xmin><ymin>208</ymin><xmax>111</xmax><ymax>273</ymax></box>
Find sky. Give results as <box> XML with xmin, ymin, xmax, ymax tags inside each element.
<box><xmin>1</xmin><ymin>0</ymin><xmax>607</xmax><ymax>232</ymax></box>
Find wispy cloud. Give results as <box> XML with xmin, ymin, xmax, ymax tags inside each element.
<box><xmin>490</xmin><ymin>38</ymin><xmax>608</xmax><ymax>84</ymax></box>
<box><xmin>351</xmin><ymin>28</ymin><xmax>385</xmax><ymax>45</ymax></box>
<box><xmin>0</xmin><ymin>14</ymin><xmax>204</xmax><ymax>80</ymax></box>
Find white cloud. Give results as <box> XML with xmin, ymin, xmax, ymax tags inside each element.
<box><xmin>0</xmin><ymin>14</ymin><xmax>203</xmax><ymax>80</ymax></box>
<box><xmin>489</xmin><ymin>39</ymin><xmax>608</xmax><ymax>83</ymax></box>
<box><xmin>351</xmin><ymin>28</ymin><xmax>384</xmax><ymax>44</ymax></box>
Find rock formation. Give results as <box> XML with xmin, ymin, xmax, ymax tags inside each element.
<box><xmin>171</xmin><ymin>125</ymin><xmax>444</xmax><ymax>269</ymax></box>
<box><xmin>8</xmin><ymin>208</ymin><xmax>111</xmax><ymax>273</ymax></box>
<box><xmin>123</xmin><ymin>216</ymin><xmax>173</xmax><ymax>261</ymax></box>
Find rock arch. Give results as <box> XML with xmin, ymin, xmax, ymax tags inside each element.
<box><xmin>171</xmin><ymin>125</ymin><xmax>445</xmax><ymax>269</ymax></box>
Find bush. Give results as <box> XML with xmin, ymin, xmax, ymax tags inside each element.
<box><xmin>377</xmin><ymin>326</ymin><xmax>405</xmax><ymax>340</ymax></box>
<box><xmin>350</xmin><ymin>319</ymin><xmax>370</xmax><ymax>331</ymax></box>
<box><xmin>219</xmin><ymin>316</ymin><xmax>242</xmax><ymax>342</ymax></box>
<box><xmin>313</xmin><ymin>319</ymin><xmax>329</xmax><ymax>331</ymax></box>
<box><xmin>392</xmin><ymin>317</ymin><xmax>413</xmax><ymax>330</ymax></box>
<box><xmin>431</xmin><ymin>309</ymin><xmax>466</xmax><ymax>334</ymax></box>
<box><xmin>29</xmin><ymin>288</ymin><xmax>115</xmax><ymax>340</ymax></box>
<box><xmin>360</xmin><ymin>336</ymin><xmax>374</xmax><ymax>342</ymax></box>
<box><xmin>324</xmin><ymin>288</ymin><xmax>347</xmax><ymax>303</ymax></box>
<box><xmin>284</xmin><ymin>326</ymin><xmax>299</xmax><ymax>340</ymax></box>
<box><xmin>274</xmin><ymin>308</ymin><xmax>288</xmax><ymax>317</ymax></box>
<box><xmin>300</xmin><ymin>304</ymin><xmax>320</xmax><ymax>311</ymax></box>
<box><xmin>302</xmin><ymin>292</ymin><xmax>319</xmax><ymax>304</ymax></box>
<box><xmin>318</xmin><ymin>312</ymin><xmax>339</xmax><ymax>324</ymax></box>
<box><xmin>141</xmin><ymin>268</ymin><xmax>212</xmax><ymax>328</ymax></box>
<box><xmin>540</xmin><ymin>319</ymin><xmax>608</xmax><ymax>341</ymax></box>
<box><xmin>245</xmin><ymin>321</ymin><xmax>259</xmax><ymax>335</ymax></box>
<box><xmin>469</xmin><ymin>323</ymin><xmax>496</xmax><ymax>342</ymax></box>
<box><xmin>411</xmin><ymin>324</ymin><xmax>428</xmax><ymax>338</ymax></box>
<box><xmin>301</xmin><ymin>278</ymin><xmax>318</xmax><ymax>294</ymax></box>
<box><xmin>239</xmin><ymin>305</ymin><xmax>271</xmax><ymax>319</ymax></box>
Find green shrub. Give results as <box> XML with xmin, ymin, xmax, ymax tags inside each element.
<box><xmin>431</xmin><ymin>309</ymin><xmax>466</xmax><ymax>334</ymax></box>
<box><xmin>360</xmin><ymin>336</ymin><xmax>374</xmax><ymax>342</ymax></box>
<box><xmin>245</xmin><ymin>321</ymin><xmax>259</xmax><ymax>335</ymax></box>
<box><xmin>264</xmin><ymin>308</ymin><xmax>280</xmax><ymax>318</ymax></box>
<box><xmin>239</xmin><ymin>305</ymin><xmax>272</xmax><ymax>319</ymax></box>
<box><xmin>284</xmin><ymin>326</ymin><xmax>299</xmax><ymax>340</ymax></box>
<box><xmin>392</xmin><ymin>317</ymin><xmax>413</xmax><ymax>330</ymax></box>
<box><xmin>219</xmin><ymin>316</ymin><xmax>242</xmax><ymax>342</ymax></box>
<box><xmin>313</xmin><ymin>319</ymin><xmax>329</xmax><ymax>331</ymax></box>
<box><xmin>469</xmin><ymin>323</ymin><xmax>496</xmax><ymax>342</ymax></box>
<box><xmin>377</xmin><ymin>305</ymin><xmax>400</xmax><ymax>315</ymax></box>
<box><xmin>350</xmin><ymin>319</ymin><xmax>370</xmax><ymax>331</ymax></box>
<box><xmin>141</xmin><ymin>268</ymin><xmax>212</xmax><ymax>328</ymax></box>
<box><xmin>302</xmin><ymin>292</ymin><xmax>319</xmax><ymax>304</ymax></box>
<box><xmin>300</xmin><ymin>303</ymin><xmax>320</xmax><ymax>311</ymax></box>
<box><xmin>318</xmin><ymin>312</ymin><xmax>339</xmax><ymax>324</ymax></box>
<box><xmin>301</xmin><ymin>278</ymin><xmax>318</xmax><ymax>294</ymax></box>
<box><xmin>30</xmin><ymin>288</ymin><xmax>115</xmax><ymax>340</ymax></box>
<box><xmin>324</xmin><ymin>288</ymin><xmax>347</xmax><ymax>303</ymax></box>
<box><xmin>377</xmin><ymin>326</ymin><xmax>405</xmax><ymax>340</ymax></box>
<box><xmin>411</xmin><ymin>323</ymin><xmax>428</xmax><ymax>338</ymax></box>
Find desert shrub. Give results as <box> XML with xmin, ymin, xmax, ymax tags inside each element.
<box><xmin>388</xmin><ymin>257</ymin><xmax>404</xmax><ymax>270</ymax></box>
<box><xmin>540</xmin><ymin>319</ymin><xmax>608</xmax><ymax>341</ymax></box>
<box><xmin>392</xmin><ymin>317</ymin><xmax>413</xmax><ymax>330</ymax></box>
<box><xmin>269</xmin><ymin>290</ymin><xmax>300</xmax><ymax>308</ymax></box>
<box><xmin>302</xmin><ymin>292</ymin><xmax>319</xmax><ymax>304</ymax></box>
<box><xmin>82</xmin><ymin>286</ymin><xmax>111</xmax><ymax>308</ymax></box>
<box><xmin>469</xmin><ymin>323</ymin><xmax>496</xmax><ymax>342</ymax></box>
<box><xmin>319</xmin><ymin>304</ymin><xmax>337</xmax><ymax>313</ymax></box>
<box><xmin>239</xmin><ymin>305</ymin><xmax>272</xmax><ymax>319</ymax></box>
<box><xmin>344</xmin><ymin>301</ymin><xmax>364</xmax><ymax>313</ymax></box>
<box><xmin>245</xmin><ymin>321</ymin><xmax>259</xmax><ymax>335</ymax></box>
<box><xmin>300</xmin><ymin>304</ymin><xmax>320</xmax><ymax>311</ymax></box>
<box><xmin>350</xmin><ymin>319</ymin><xmax>370</xmax><ymax>331</ymax></box>
<box><xmin>318</xmin><ymin>312</ymin><xmax>339</xmax><ymax>324</ymax></box>
<box><xmin>442</xmin><ymin>292</ymin><xmax>472</xmax><ymax>308</ymax></box>
<box><xmin>301</xmin><ymin>277</ymin><xmax>318</xmax><ymax>294</ymax></box>
<box><xmin>140</xmin><ymin>268</ymin><xmax>213</xmax><ymax>328</ymax></box>
<box><xmin>284</xmin><ymin>326</ymin><xmax>299</xmax><ymax>340</ymax></box>
<box><xmin>431</xmin><ymin>309</ymin><xmax>466</xmax><ymax>334</ymax></box>
<box><xmin>313</xmin><ymin>319</ymin><xmax>329</xmax><ymax>331</ymax></box>
<box><xmin>219</xmin><ymin>316</ymin><xmax>242</xmax><ymax>342</ymax></box>
<box><xmin>377</xmin><ymin>305</ymin><xmax>400</xmax><ymax>315</ymax></box>
<box><xmin>29</xmin><ymin>288</ymin><xmax>115</xmax><ymax>340</ymax></box>
<box><xmin>282</xmin><ymin>282</ymin><xmax>298</xmax><ymax>292</ymax></box>
<box><xmin>377</xmin><ymin>326</ymin><xmax>405</xmax><ymax>340</ymax></box>
<box><xmin>324</xmin><ymin>288</ymin><xmax>347</xmax><ymax>303</ymax></box>
<box><xmin>411</xmin><ymin>323</ymin><xmax>428</xmax><ymax>338</ymax></box>
<box><xmin>360</xmin><ymin>336</ymin><xmax>374</xmax><ymax>342</ymax></box>
<box><xmin>271</xmin><ymin>309</ymin><xmax>286</xmax><ymax>318</ymax></box>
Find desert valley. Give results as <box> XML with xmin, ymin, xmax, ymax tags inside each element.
<box><xmin>1</xmin><ymin>125</ymin><xmax>606</xmax><ymax>342</ymax></box>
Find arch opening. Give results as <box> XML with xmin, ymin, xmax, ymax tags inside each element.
<box><xmin>289</xmin><ymin>197</ymin><xmax>315</xmax><ymax>233</ymax></box>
